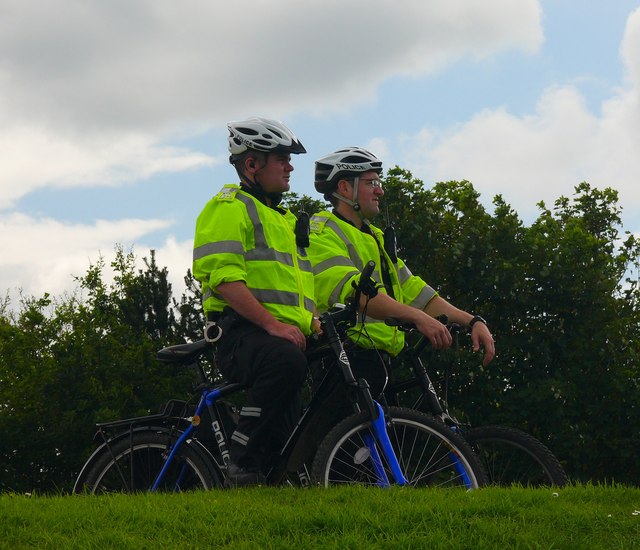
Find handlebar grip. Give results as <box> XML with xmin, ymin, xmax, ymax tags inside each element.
<box><xmin>352</xmin><ymin>260</ymin><xmax>377</xmax><ymax>306</ymax></box>
<box><xmin>361</xmin><ymin>260</ymin><xmax>375</xmax><ymax>281</ymax></box>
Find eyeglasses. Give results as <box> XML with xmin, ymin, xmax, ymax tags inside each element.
<box><xmin>359</xmin><ymin>178</ymin><xmax>383</xmax><ymax>189</ymax></box>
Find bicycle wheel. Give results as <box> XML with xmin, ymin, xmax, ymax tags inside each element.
<box><xmin>78</xmin><ymin>429</ymin><xmax>222</xmax><ymax>494</ymax></box>
<box><xmin>463</xmin><ymin>425</ymin><xmax>568</xmax><ymax>487</ymax></box>
<box><xmin>311</xmin><ymin>406</ymin><xmax>487</xmax><ymax>489</ymax></box>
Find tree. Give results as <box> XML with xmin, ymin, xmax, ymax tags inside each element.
<box><xmin>381</xmin><ymin>168</ymin><xmax>640</xmax><ymax>483</ymax></box>
<box><xmin>0</xmin><ymin>248</ymin><xmax>201</xmax><ymax>493</ymax></box>
<box><xmin>1</xmin><ymin>173</ymin><xmax>638</xmax><ymax>492</ymax></box>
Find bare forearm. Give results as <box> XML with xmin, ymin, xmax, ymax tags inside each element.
<box><xmin>363</xmin><ymin>292</ymin><xmax>452</xmax><ymax>349</ymax></box>
<box><xmin>423</xmin><ymin>295</ymin><xmax>473</xmax><ymax>327</ymax></box>
<box><xmin>364</xmin><ymin>292</ymin><xmax>425</xmax><ymax>325</ymax></box>
<box><xmin>424</xmin><ymin>295</ymin><xmax>495</xmax><ymax>366</ymax></box>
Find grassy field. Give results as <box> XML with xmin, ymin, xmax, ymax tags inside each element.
<box><xmin>1</xmin><ymin>484</ymin><xmax>639</xmax><ymax>549</ymax></box>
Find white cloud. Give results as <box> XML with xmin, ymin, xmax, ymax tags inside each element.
<box><xmin>0</xmin><ymin>213</ymin><xmax>174</xmax><ymax>305</ymax></box>
<box><xmin>621</xmin><ymin>7</ymin><xmax>640</xmax><ymax>86</ymax></box>
<box><xmin>400</xmin><ymin>7</ymin><xmax>640</xmax><ymax>228</ymax></box>
<box><xmin>0</xmin><ymin>0</ymin><xmax>542</xmax><ymax>204</ymax></box>
<box><xmin>0</xmin><ymin>1</ymin><xmax>542</xmax><ymax>130</ymax></box>
<box><xmin>0</xmin><ymin>128</ymin><xmax>217</xmax><ymax>209</ymax></box>
<box><xmin>0</xmin><ymin>0</ymin><xmax>545</xmax><ymax>304</ymax></box>
<box><xmin>150</xmin><ymin>235</ymin><xmax>195</xmax><ymax>301</ymax></box>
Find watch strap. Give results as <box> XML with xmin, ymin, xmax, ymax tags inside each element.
<box><xmin>468</xmin><ymin>315</ymin><xmax>487</xmax><ymax>329</ymax></box>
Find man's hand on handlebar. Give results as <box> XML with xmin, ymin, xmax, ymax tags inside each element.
<box><xmin>385</xmin><ymin>314</ymin><xmax>453</xmax><ymax>350</ymax></box>
<box><xmin>413</xmin><ymin>313</ymin><xmax>453</xmax><ymax>350</ymax></box>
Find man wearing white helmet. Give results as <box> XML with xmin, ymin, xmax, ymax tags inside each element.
<box><xmin>308</xmin><ymin>147</ymin><xmax>495</xmax><ymax>400</ymax></box>
<box><xmin>193</xmin><ymin>117</ymin><xmax>315</xmax><ymax>486</ymax></box>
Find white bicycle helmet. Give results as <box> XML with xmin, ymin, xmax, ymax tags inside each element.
<box><xmin>314</xmin><ymin>147</ymin><xmax>382</xmax><ymax>193</ymax></box>
<box><xmin>228</xmin><ymin>117</ymin><xmax>306</xmax><ymax>161</ymax></box>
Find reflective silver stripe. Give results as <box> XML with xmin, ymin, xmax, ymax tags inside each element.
<box><xmin>329</xmin><ymin>270</ymin><xmax>359</xmax><ymax>308</ymax></box>
<box><xmin>202</xmin><ymin>288</ymin><xmax>223</xmax><ymax>302</ymax></box>
<box><xmin>246</xmin><ymin>247</ymin><xmax>294</xmax><ymax>266</ymax></box>
<box><xmin>236</xmin><ymin>192</ymin><xmax>298</xmax><ymax>266</ymax></box>
<box><xmin>363</xmin><ymin>316</ymin><xmax>385</xmax><ymax>324</ymax></box>
<box><xmin>397</xmin><ymin>265</ymin><xmax>413</xmax><ymax>285</ymax></box>
<box><xmin>235</xmin><ymin>193</ymin><xmax>267</xmax><ymax>249</ymax></box>
<box><xmin>408</xmin><ymin>285</ymin><xmax>437</xmax><ymax>309</ymax></box>
<box><xmin>252</xmin><ymin>288</ymin><xmax>298</xmax><ymax>305</ymax></box>
<box><xmin>193</xmin><ymin>240</ymin><xmax>244</xmax><ymax>261</ymax></box>
<box><xmin>240</xmin><ymin>406</ymin><xmax>262</xmax><ymax>418</ymax></box>
<box><xmin>313</xmin><ymin>256</ymin><xmax>355</xmax><ymax>274</ymax></box>
<box><xmin>231</xmin><ymin>431</ymin><xmax>250</xmax><ymax>446</ymax></box>
<box><xmin>323</xmin><ymin>218</ymin><xmax>363</xmax><ymax>271</ymax></box>
<box><xmin>304</xmin><ymin>297</ymin><xmax>316</xmax><ymax>312</ymax></box>
<box><xmin>204</xmin><ymin>279</ymin><xmax>314</xmax><ymax>311</ymax></box>
<box><xmin>298</xmin><ymin>257</ymin><xmax>313</xmax><ymax>273</ymax></box>
<box><xmin>251</xmin><ymin>289</ymin><xmax>315</xmax><ymax>313</ymax></box>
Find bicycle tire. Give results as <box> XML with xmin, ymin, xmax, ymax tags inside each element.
<box><xmin>311</xmin><ymin>406</ymin><xmax>487</xmax><ymax>489</ymax></box>
<box><xmin>463</xmin><ymin>425</ymin><xmax>568</xmax><ymax>487</ymax></box>
<box><xmin>77</xmin><ymin>429</ymin><xmax>222</xmax><ymax>494</ymax></box>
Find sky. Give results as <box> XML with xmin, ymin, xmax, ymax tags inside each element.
<box><xmin>1</xmin><ymin>0</ymin><xmax>639</xmax><ymax>308</ymax></box>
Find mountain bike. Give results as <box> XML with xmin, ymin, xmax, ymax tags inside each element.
<box><xmin>73</xmin><ymin>262</ymin><xmax>487</xmax><ymax>493</ymax></box>
<box><xmin>384</xmin><ymin>319</ymin><xmax>568</xmax><ymax>487</ymax></box>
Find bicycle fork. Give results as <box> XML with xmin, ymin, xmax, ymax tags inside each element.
<box><xmin>364</xmin><ymin>402</ymin><xmax>408</xmax><ymax>487</ymax></box>
<box><xmin>321</xmin><ymin>313</ymin><xmax>409</xmax><ymax>487</ymax></box>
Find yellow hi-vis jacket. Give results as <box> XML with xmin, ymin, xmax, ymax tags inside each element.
<box><xmin>308</xmin><ymin>210</ymin><xmax>438</xmax><ymax>355</ymax></box>
<box><xmin>193</xmin><ymin>184</ymin><xmax>316</xmax><ymax>336</ymax></box>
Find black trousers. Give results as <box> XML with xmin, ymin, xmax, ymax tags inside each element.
<box><xmin>217</xmin><ymin>321</ymin><xmax>308</xmax><ymax>473</ymax></box>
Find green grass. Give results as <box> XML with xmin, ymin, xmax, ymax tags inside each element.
<box><xmin>1</xmin><ymin>485</ymin><xmax>639</xmax><ymax>549</ymax></box>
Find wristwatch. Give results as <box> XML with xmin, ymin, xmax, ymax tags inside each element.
<box><xmin>468</xmin><ymin>315</ymin><xmax>487</xmax><ymax>329</ymax></box>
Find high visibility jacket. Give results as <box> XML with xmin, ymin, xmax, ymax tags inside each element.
<box><xmin>193</xmin><ymin>184</ymin><xmax>316</xmax><ymax>336</ymax></box>
<box><xmin>308</xmin><ymin>210</ymin><xmax>437</xmax><ymax>355</ymax></box>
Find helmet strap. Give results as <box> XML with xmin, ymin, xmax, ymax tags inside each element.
<box><xmin>331</xmin><ymin>191</ymin><xmax>359</xmax><ymax>211</ymax></box>
<box><xmin>351</xmin><ymin>176</ymin><xmax>361</xmax><ymax>209</ymax></box>
<box><xmin>239</xmin><ymin>168</ymin><xmax>283</xmax><ymax>208</ymax></box>
<box><xmin>331</xmin><ymin>176</ymin><xmax>371</xmax><ymax>226</ymax></box>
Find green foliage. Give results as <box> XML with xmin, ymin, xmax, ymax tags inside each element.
<box><xmin>382</xmin><ymin>168</ymin><xmax>640</xmax><ymax>484</ymax></box>
<box><xmin>0</xmin><ymin>247</ymin><xmax>204</xmax><ymax>493</ymax></box>
<box><xmin>281</xmin><ymin>191</ymin><xmax>327</xmax><ymax>217</ymax></box>
<box><xmin>1</xmin><ymin>173</ymin><xmax>638</xmax><ymax>493</ymax></box>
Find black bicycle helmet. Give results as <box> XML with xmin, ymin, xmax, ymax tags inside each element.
<box><xmin>314</xmin><ymin>147</ymin><xmax>383</xmax><ymax>193</ymax></box>
<box><xmin>228</xmin><ymin>117</ymin><xmax>306</xmax><ymax>163</ymax></box>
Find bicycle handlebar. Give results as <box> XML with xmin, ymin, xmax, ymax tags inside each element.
<box><xmin>351</xmin><ymin>260</ymin><xmax>377</xmax><ymax>309</ymax></box>
<box><xmin>385</xmin><ymin>314</ymin><xmax>464</xmax><ymax>332</ymax></box>
<box><xmin>384</xmin><ymin>315</ymin><xmax>466</xmax><ymax>353</ymax></box>
<box><xmin>313</xmin><ymin>260</ymin><xmax>379</xmax><ymax>335</ymax></box>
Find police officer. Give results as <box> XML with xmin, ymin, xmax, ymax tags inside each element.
<box><xmin>193</xmin><ymin>117</ymin><xmax>315</xmax><ymax>486</ymax></box>
<box><xmin>308</xmin><ymin>147</ymin><xmax>495</xmax><ymax>400</ymax></box>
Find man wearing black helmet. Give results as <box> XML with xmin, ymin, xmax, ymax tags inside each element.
<box><xmin>308</xmin><ymin>147</ymin><xmax>495</xmax><ymax>400</ymax></box>
<box><xmin>193</xmin><ymin>117</ymin><xmax>316</xmax><ymax>486</ymax></box>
